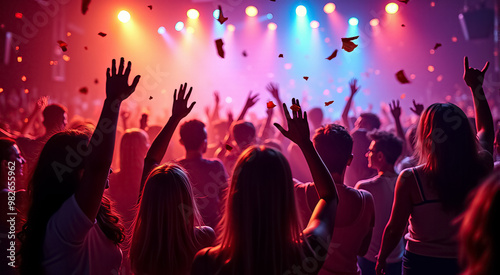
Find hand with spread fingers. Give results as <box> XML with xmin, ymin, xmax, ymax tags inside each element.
<box><xmin>274</xmin><ymin>98</ymin><xmax>310</xmax><ymax>148</ymax></box>
<box><xmin>172</xmin><ymin>83</ymin><xmax>196</xmax><ymax>121</ymax></box>
<box><xmin>106</xmin><ymin>57</ymin><xmax>141</xmax><ymax>102</ymax></box>
<box><xmin>463</xmin><ymin>56</ymin><xmax>489</xmax><ymax>89</ymax></box>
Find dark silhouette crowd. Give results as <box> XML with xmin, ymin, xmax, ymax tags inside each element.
<box><xmin>1</xmin><ymin>56</ymin><xmax>499</xmax><ymax>275</ymax></box>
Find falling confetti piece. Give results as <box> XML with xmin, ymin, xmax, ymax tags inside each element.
<box><xmin>267</xmin><ymin>101</ymin><xmax>276</xmax><ymax>109</ymax></box>
<box><xmin>341</xmin><ymin>36</ymin><xmax>359</xmax><ymax>52</ymax></box>
<box><xmin>303</xmin><ymin>76</ymin><xmax>309</xmax><ymax>81</ymax></box>
<box><xmin>149</xmin><ymin>96</ymin><xmax>153</xmax><ymax>100</ymax></box>
<box><xmin>242</xmin><ymin>51</ymin><xmax>247</xmax><ymax>57</ymax></box>
<box><xmin>433</xmin><ymin>43</ymin><xmax>442</xmax><ymax>50</ymax></box>
<box><xmin>290</xmin><ymin>104</ymin><xmax>301</xmax><ymax>112</ymax></box>
<box><xmin>326</xmin><ymin>49</ymin><xmax>338</xmax><ymax>60</ymax></box>
<box><xmin>98</xmin><ymin>32</ymin><xmax>107</xmax><ymax>37</ymax></box>
<box><xmin>278</xmin><ymin>54</ymin><xmax>284</xmax><ymax>58</ymax></box>
<box><xmin>217</xmin><ymin>5</ymin><xmax>228</xmax><ymax>24</ymax></box>
<box><xmin>147</xmin><ymin>5</ymin><xmax>152</xmax><ymax>10</ymax></box>
<box><xmin>84</xmin><ymin>46</ymin><xmax>88</xmax><ymax>50</ymax></box>
<box><xmin>325</xmin><ymin>100</ymin><xmax>334</xmax><ymax>106</ymax></box>
<box><xmin>400</xmin><ymin>93</ymin><xmax>406</xmax><ymax>99</ymax></box>
<box><xmin>215</xmin><ymin>38</ymin><xmax>225</xmax><ymax>58</ymax></box>
<box><xmin>57</xmin><ymin>40</ymin><xmax>68</xmax><ymax>52</ymax></box>
<box><xmin>15</xmin><ymin>13</ymin><xmax>23</xmax><ymax>19</ymax></box>
<box><xmin>401</xmin><ymin>24</ymin><xmax>406</xmax><ymax>27</ymax></box>
<box><xmin>82</xmin><ymin>0</ymin><xmax>91</xmax><ymax>15</ymax></box>
<box><xmin>225</xmin><ymin>144</ymin><xmax>233</xmax><ymax>151</ymax></box>
<box><xmin>397</xmin><ymin>0</ymin><xmax>409</xmax><ymax>3</ymax></box>
<box><xmin>395</xmin><ymin>70</ymin><xmax>411</xmax><ymax>84</ymax></box>
<box><xmin>79</xmin><ymin>87</ymin><xmax>89</xmax><ymax>94</ymax></box>
<box><xmin>94</xmin><ymin>79</ymin><xmax>99</xmax><ymax>84</ymax></box>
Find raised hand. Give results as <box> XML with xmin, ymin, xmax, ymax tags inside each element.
<box><xmin>464</xmin><ymin>56</ymin><xmax>489</xmax><ymax>89</ymax></box>
<box><xmin>266</xmin><ymin>82</ymin><xmax>281</xmax><ymax>101</ymax></box>
<box><xmin>349</xmin><ymin>78</ymin><xmax>361</xmax><ymax>96</ymax></box>
<box><xmin>274</xmin><ymin>98</ymin><xmax>310</xmax><ymax>148</ymax></box>
<box><xmin>120</xmin><ymin>110</ymin><xmax>131</xmax><ymax>121</ymax></box>
<box><xmin>243</xmin><ymin>91</ymin><xmax>259</xmax><ymax>111</ymax></box>
<box><xmin>172</xmin><ymin>83</ymin><xmax>196</xmax><ymax>120</ymax></box>
<box><xmin>214</xmin><ymin>91</ymin><xmax>220</xmax><ymax>105</ymax></box>
<box><xmin>409</xmin><ymin>99</ymin><xmax>424</xmax><ymax>116</ymax></box>
<box><xmin>35</xmin><ymin>96</ymin><xmax>49</xmax><ymax>111</ymax></box>
<box><xmin>389</xmin><ymin>100</ymin><xmax>401</xmax><ymax>120</ymax></box>
<box><xmin>106</xmin><ymin>57</ymin><xmax>141</xmax><ymax>102</ymax></box>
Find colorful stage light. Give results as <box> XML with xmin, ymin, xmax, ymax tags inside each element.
<box><xmin>175</xmin><ymin>21</ymin><xmax>184</xmax><ymax>31</ymax></box>
<box><xmin>385</xmin><ymin>3</ymin><xmax>399</xmax><ymax>14</ymax></box>
<box><xmin>296</xmin><ymin>5</ymin><xmax>307</xmax><ymax>17</ymax></box>
<box><xmin>370</xmin><ymin>18</ymin><xmax>379</xmax><ymax>26</ymax></box>
<box><xmin>213</xmin><ymin>9</ymin><xmax>220</xmax><ymax>19</ymax></box>
<box><xmin>324</xmin><ymin>3</ymin><xmax>336</xmax><ymax>14</ymax></box>
<box><xmin>227</xmin><ymin>24</ymin><xmax>235</xmax><ymax>31</ymax></box>
<box><xmin>348</xmin><ymin>17</ymin><xmax>359</xmax><ymax>26</ymax></box>
<box><xmin>245</xmin><ymin>6</ymin><xmax>258</xmax><ymax>17</ymax></box>
<box><xmin>268</xmin><ymin>22</ymin><xmax>277</xmax><ymax>30</ymax></box>
<box><xmin>158</xmin><ymin>26</ymin><xmax>166</xmax><ymax>34</ymax></box>
<box><xmin>310</xmin><ymin>20</ymin><xmax>320</xmax><ymax>29</ymax></box>
<box><xmin>187</xmin><ymin>9</ymin><xmax>199</xmax><ymax>19</ymax></box>
<box><xmin>267</xmin><ymin>13</ymin><xmax>273</xmax><ymax>20</ymax></box>
<box><xmin>118</xmin><ymin>10</ymin><xmax>130</xmax><ymax>23</ymax></box>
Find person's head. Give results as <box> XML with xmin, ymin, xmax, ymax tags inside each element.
<box><xmin>130</xmin><ymin>163</ymin><xmax>202</xmax><ymax>275</ymax></box>
<box><xmin>231</xmin><ymin>121</ymin><xmax>256</xmax><ymax>150</ymax></box>
<box><xmin>313</xmin><ymin>124</ymin><xmax>353</xmax><ymax>175</ymax></box>
<box><xmin>308</xmin><ymin>107</ymin><xmax>324</xmax><ymax>130</ymax></box>
<box><xmin>366</xmin><ymin>130</ymin><xmax>403</xmax><ymax>170</ymax></box>
<box><xmin>120</xmin><ymin>129</ymin><xmax>149</xmax><ymax>172</ymax></box>
<box><xmin>218</xmin><ymin>146</ymin><xmax>302</xmax><ymax>273</ymax></box>
<box><xmin>406</xmin><ymin>124</ymin><xmax>418</xmax><ymax>154</ymax></box>
<box><xmin>0</xmin><ymin>137</ymin><xmax>25</xmax><ymax>182</ymax></box>
<box><xmin>355</xmin><ymin>112</ymin><xmax>381</xmax><ymax>131</ymax></box>
<box><xmin>42</xmin><ymin>104</ymin><xmax>68</xmax><ymax>133</ymax></box>
<box><xmin>459</xmin><ymin>172</ymin><xmax>500</xmax><ymax>275</ymax></box>
<box><xmin>179</xmin><ymin>119</ymin><xmax>207</xmax><ymax>153</ymax></box>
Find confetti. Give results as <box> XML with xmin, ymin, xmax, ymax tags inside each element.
<box><xmin>225</xmin><ymin>144</ymin><xmax>233</xmax><ymax>151</ymax></box>
<box><xmin>325</xmin><ymin>100</ymin><xmax>334</xmax><ymax>106</ymax></box>
<box><xmin>326</xmin><ymin>49</ymin><xmax>338</xmax><ymax>60</ymax></box>
<box><xmin>242</xmin><ymin>51</ymin><xmax>247</xmax><ymax>57</ymax></box>
<box><xmin>217</xmin><ymin>5</ymin><xmax>228</xmax><ymax>25</ymax></box>
<box><xmin>98</xmin><ymin>32</ymin><xmax>107</xmax><ymax>37</ymax></box>
<box><xmin>149</xmin><ymin>96</ymin><xmax>153</xmax><ymax>100</ymax></box>
<box><xmin>82</xmin><ymin>0</ymin><xmax>91</xmax><ymax>15</ymax></box>
<box><xmin>215</xmin><ymin>39</ymin><xmax>225</xmax><ymax>58</ymax></box>
<box><xmin>94</xmin><ymin>79</ymin><xmax>99</xmax><ymax>84</ymax></box>
<box><xmin>401</xmin><ymin>24</ymin><xmax>406</xmax><ymax>27</ymax></box>
<box><xmin>278</xmin><ymin>54</ymin><xmax>284</xmax><ymax>58</ymax></box>
<box><xmin>147</xmin><ymin>5</ymin><xmax>153</xmax><ymax>10</ymax></box>
<box><xmin>398</xmin><ymin>0</ymin><xmax>409</xmax><ymax>3</ymax></box>
<box><xmin>57</xmin><ymin>40</ymin><xmax>68</xmax><ymax>52</ymax></box>
<box><xmin>290</xmin><ymin>104</ymin><xmax>301</xmax><ymax>112</ymax></box>
<box><xmin>267</xmin><ymin>101</ymin><xmax>276</xmax><ymax>109</ymax></box>
<box><xmin>400</xmin><ymin>93</ymin><xmax>406</xmax><ymax>99</ymax></box>
<box><xmin>433</xmin><ymin>43</ymin><xmax>442</xmax><ymax>50</ymax></box>
<box><xmin>341</xmin><ymin>36</ymin><xmax>359</xmax><ymax>52</ymax></box>
<box><xmin>303</xmin><ymin>76</ymin><xmax>309</xmax><ymax>81</ymax></box>
<box><xmin>395</xmin><ymin>70</ymin><xmax>411</xmax><ymax>84</ymax></box>
<box><xmin>15</xmin><ymin>13</ymin><xmax>23</xmax><ymax>19</ymax></box>
<box><xmin>84</xmin><ymin>46</ymin><xmax>88</xmax><ymax>50</ymax></box>
<box><xmin>79</xmin><ymin>87</ymin><xmax>89</xmax><ymax>94</ymax></box>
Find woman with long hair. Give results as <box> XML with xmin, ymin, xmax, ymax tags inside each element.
<box><xmin>376</xmin><ymin>57</ymin><xmax>494</xmax><ymax>275</ymax></box>
<box><xmin>459</xmin><ymin>172</ymin><xmax>500</xmax><ymax>275</ymax></box>
<box><xmin>130</xmin><ymin>83</ymin><xmax>215</xmax><ymax>275</ymax></box>
<box><xmin>191</xmin><ymin>98</ymin><xmax>339</xmax><ymax>275</ymax></box>
<box><xmin>18</xmin><ymin>58</ymin><xmax>140</xmax><ymax>274</ymax></box>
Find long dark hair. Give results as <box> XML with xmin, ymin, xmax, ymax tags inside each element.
<box><xmin>415</xmin><ymin>103</ymin><xmax>489</xmax><ymax>212</ymax></box>
<box><xmin>18</xmin><ymin>130</ymin><xmax>124</xmax><ymax>274</ymax></box>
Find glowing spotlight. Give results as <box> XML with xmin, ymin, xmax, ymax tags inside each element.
<box><xmin>370</xmin><ymin>18</ymin><xmax>379</xmax><ymax>26</ymax></box>
<box><xmin>225</xmin><ymin>97</ymin><xmax>233</xmax><ymax>104</ymax></box>
<box><xmin>187</xmin><ymin>9</ymin><xmax>199</xmax><ymax>19</ymax></box>
<box><xmin>310</xmin><ymin>20</ymin><xmax>320</xmax><ymax>29</ymax></box>
<box><xmin>187</xmin><ymin>27</ymin><xmax>194</xmax><ymax>33</ymax></box>
<box><xmin>213</xmin><ymin>9</ymin><xmax>220</xmax><ymax>19</ymax></box>
<box><xmin>324</xmin><ymin>3</ymin><xmax>336</xmax><ymax>14</ymax></box>
<box><xmin>267</xmin><ymin>13</ymin><xmax>273</xmax><ymax>20</ymax></box>
<box><xmin>158</xmin><ymin>26</ymin><xmax>166</xmax><ymax>34</ymax></box>
<box><xmin>118</xmin><ymin>10</ymin><xmax>130</xmax><ymax>23</ymax></box>
<box><xmin>268</xmin><ymin>22</ymin><xmax>277</xmax><ymax>30</ymax></box>
<box><xmin>348</xmin><ymin>17</ymin><xmax>359</xmax><ymax>26</ymax></box>
<box><xmin>246</xmin><ymin>6</ymin><xmax>258</xmax><ymax>17</ymax></box>
<box><xmin>175</xmin><ymin>21</ymin><xmax>184</xmax><ymax>31</ymax></box>
<box><xmin>385</xmin><ymin>3</ymin><xmax>399</xmax><ymax>14</ymax></box>
<box><xmin>296</xmin><ymin>5</ymin><xmax>307</xmax><ymax>17</ymax></box>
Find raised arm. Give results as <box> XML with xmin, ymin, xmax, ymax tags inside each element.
<box><xmin>20</xmin><ymin>96</ymin><xmax>47</xmax><ymax>136</ymax></box>
<box><xmin>274</xmin><ymin>98</ymin><xmax>338</xmax><ymax>238</ymax></box>
<box><xmin>266</xmin><ymin>82</ymin><xmax>286</xmax><ymax>127</ymax></box>
<box><xmin>389</xmin><ymin>100</ymin><xmax>408</xmax><ymax>155</ymax></box>
<box><xmin>76</xmin><ymin>57</ymin><xmax>140</xmax><ymax>220</ymax></box>
<box><xmin>464</xmin><ymin>56</ymin><xmax>494</xmax><ymax>154</ymax></box>
<box><xmin>342</xmin><ymin>78</ymin><xmax>360</xmax><ymax>131</ymax></box>
<box><xmin>139</xmin><ymin>83</ymin><xmax>195</xmax><ymax>195</ymax></box>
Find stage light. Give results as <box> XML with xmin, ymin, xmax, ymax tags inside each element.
<box><xmin>175</xmin><ymin>21</ymin><xmax>184</xmax><ymax>31</ymax></box>
<box><xmin>213</xmin><ymin>9</ymin><xmax>220</xmax><ymax>19</ymax></box>
<box><xmin>324</xmin><ymin>3</ymin><xmax>336</xmax><ymax>14</ymax></box>
<box><xmin>225</xmin><ymin>97</ymin><xmax>232</xmax><ymax>103</ymax></box>
<box><xmin>158</xmin><ymin>26</ymin><xmax>166</xmax><ymax>34</ymax></box>
<box><xmin>227</xmin><ymin>24</ymin><xmax>235</xmax><ymax>32</ymax></box>
<box><xmin>310</xmin><ymin>20</ymin><xmax>320</xmax><ymax>29</ymax></box>
<box><xmin>187</xmin><ymin>27</ymin><xmax>194</xmax><ymax>33</ymax></box>
<box><xmin>187</xmin><ymin>9</ymin><xmax>199</xmax><ymax>19</ymax></box>
<box><xmin>370</xmin><ymin>18</ymin><xmax>379</xmax><ymax>26</ymax></box>
<box><xmin>296</xmin><ymin>5</ymin><xmax>307</xmax><ymax>17</ymax></box>
<box><xmin>349</xmin><ymin>17</ymin><xmax>359</xmax><ymax>26</ymax></box>
<box><xmin>385</xmin><ymin>3</ymin><xmax>399</xmax><ymax>14</ymax></box>
<box><xmin>268</xmin><ymin>22</ymin><xmax>277</xmax><ymax>30</ymax></box>
<box><xmin>246</xmin><ymin>6</ymin><xmax>258</xmax><ymax>17</ymax></box>
<box><xmin>267</xmin><ymin>13</ymin><xmax>273</xmax><ymax>20</ymax></box>
<box><xmin>118</xmin><ymin>10</ymin><xmax>130</xmax><ymax>23</ymax></box>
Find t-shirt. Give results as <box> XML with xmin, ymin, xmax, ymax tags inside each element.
<box><xmin>43</xmin><ymin>195</ymin><xmax>122</xmax><ymax>275</ymax></box>
<box><xmin>355</xmin><ymin>174</ymin><xmax>404</xmax><ymax>263</ymax></box>
<box><xmin>344</xmin><ymin>130</ymin><xmax>377</xmax><ymax>187</ymax></box>
<box><xmin>294</xmin><ymin>181</ymin><xmax>375</xmax><ymax>275</ymax></box>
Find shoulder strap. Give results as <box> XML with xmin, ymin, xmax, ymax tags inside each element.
<box><xmin>412</xmin><ymin>168</ymin><xmax>427</xmax><ymax>202</ymax></box>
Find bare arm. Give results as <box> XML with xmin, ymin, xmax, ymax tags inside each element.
<box><xmin>389</xmin><ymin>100</ymin><xmax>408</xmax><ymax>155</ymax></box>
<box><xmin>20</xmin><ymin>96</ymin><xmax>47</xmax><ymax>136</ymax></box>
<box><xmin>342</xmin><ymin>78</ymin><xmax>360</xmax><ymax>131</ymax></box>
<box><xmin>76</xmin><ymin>58</ymin><xmax>140</xmax><ymax>221</ymax></box>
